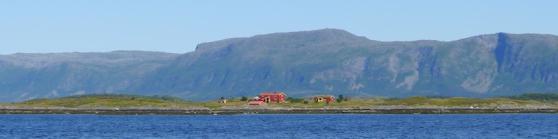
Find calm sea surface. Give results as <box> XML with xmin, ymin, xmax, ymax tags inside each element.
<box><xmin>0</xmin><ymin>114</ymin><xmax>557</xmax><ymax>138</ymax></box>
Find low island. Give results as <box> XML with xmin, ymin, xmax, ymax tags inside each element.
<box><xmin>1</xmin><ymin>93</ymin><xmax>557</xmax><ymax>115</ymax></box>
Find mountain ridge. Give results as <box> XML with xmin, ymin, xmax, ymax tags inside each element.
<box><xmin>1</xmin><ymin>29</ymin><xmax>557</xmax><ymax>102</ymax></box>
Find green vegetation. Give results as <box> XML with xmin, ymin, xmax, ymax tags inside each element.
<box><xmin>336</xmin><ymin>94</ymin><xmax>348</xmax><ymax>103</ymax></box>
<box><xmin>5</xmin><ymin>93</ymin><xmax>558</xmax><ymax>109</ymax></box>
<box><xmin>269</xmin><ymin>96</ymin><xmax>557</xmax><ymax>108</ymax></box>
<box><xmin>380</xmin><ymin>97</ymin><xmax>532</xmax><ymax>107</ymax></box>
<box><xmin>286</xmin><ymin>97</ymin><xmax>305</xmax><ymax>103</ymax></box>
<box><xmin>508</xmin><ymin>93</ymin><xmax>558</xmax><ymax>101</ymax></box>
<box><xmin>14</xmin><ymin>94</ymin><xmax>198</xmax><ymax>108</ymax></box>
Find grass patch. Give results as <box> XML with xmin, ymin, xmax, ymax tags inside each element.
<box><xmin>15</xmin><ymin>94</ymin><xmax>198</xmax><ymax>108</ymax></box>
<box><xmin>508</xmin><ymin>93</ymin><xmax>558</xmax><ymax>101</ymax></box>
<box><xmin>8</xmin><ymin>93</ymin><xmax>558</xmax><ymax>109</ymax></box>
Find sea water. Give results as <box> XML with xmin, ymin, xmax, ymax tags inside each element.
<box><xmin>0</xmin><ymin>114</ymin><xmax>557</xmax><ymax>138</ymax></box>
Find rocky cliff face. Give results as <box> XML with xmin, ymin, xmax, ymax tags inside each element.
<box><xmin>1</xmin><ymin>29</ymin><xmax>557</xmax><ymax>101</ymax></box>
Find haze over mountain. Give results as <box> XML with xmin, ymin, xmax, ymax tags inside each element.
<box><xmin>1</xmin><ymin>29</ymin><xmax>558</xmax><ymax>101</ymax></box>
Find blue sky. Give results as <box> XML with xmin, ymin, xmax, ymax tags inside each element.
<box><xmin>1</xmin><ymin>0</ymin><xmax>557</xmax><ymax>54</ymax></box>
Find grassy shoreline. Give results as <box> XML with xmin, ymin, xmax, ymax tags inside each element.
<box><xmin>1</xmin><ymin>94</ymin><xmax>557</xmax><ymax>114</ymax></box>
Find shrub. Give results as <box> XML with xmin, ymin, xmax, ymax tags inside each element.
<box><xmin>287</xmin><ymin>97</ymin><xmax>305</xmax><ymax>103</ymax></box>
<box><xmin>337</xmin><ymin>95</ymin><xmax>344</xmax><ymax>103</ymax></box>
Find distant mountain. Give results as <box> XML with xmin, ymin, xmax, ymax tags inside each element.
<box><xmin>1</xmin><ymin>29</ymin><xmax>558</xmax><ymax>101</ymax></box>
<box><xmin>0</xmin><ymin>51</ymin><xmax>179</xmax><ymax>101</ymax></box>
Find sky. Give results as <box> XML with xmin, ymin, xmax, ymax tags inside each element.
<box><xmin>1</xmin><ymin>0</ymin><xmax>557</xmax><ymax>54</ymax></box>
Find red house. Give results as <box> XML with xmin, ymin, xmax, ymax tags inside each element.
<box><xmin>258</xmin><ymin>91</ymin><xmax>287</xmax><ymax>103</ymax></box>
<box><xmin>313</xmin><ymin>95</ymin><xmax>336</xmax><ymax>103</ymax></box>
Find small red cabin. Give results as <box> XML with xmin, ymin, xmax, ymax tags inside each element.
<box><xmin>258</xmin><ymin>91</ymin><xmax>287</xmax><ymax>103</ymax></box>
<box><xmin>313</xmin><ymin>95</ymin><xmax>336</xmax><ymax>103</ymax></box>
